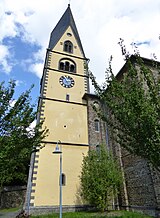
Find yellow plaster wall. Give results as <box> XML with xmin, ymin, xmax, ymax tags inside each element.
<box><xmin>33</xmin><ymin>144</ymin><xmax>88</xmax><ymax>206</ymax></box>
<box><xmin>46</xmin><ymin>70</ymin><xmax>86</xmax><ymax>103</ymax></box>
<box><xmin>32</xmin><ymin>20</ymin><xmax>89</xmax><ymax>208</ymax></box>
<box><xmin>53</xmin><ymin>26</ymin><xmax>84</xmax><ymax>58</ymax></box>
<box><xmin>48</xmin><ymin>26</ymin><xmax>86</xmax><ymax>77</ymax></box>
<box><xmin>48</xmin><ymin>52</ymin><xmax>85</xmax><ymax>76</ymax></box>
<box><xmin>42</xmin><ymin>100</ymin><xmax>88</xmax><ymax>144</ymax></box>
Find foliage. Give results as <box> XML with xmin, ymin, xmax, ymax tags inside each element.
<box><xmin>0</xmin><ymin>80</ymin><xmax>48</xmax><ymax>187</ymax></box>
<box><xmin>80</xmin><ymin>144</ymin><xmax>122</xmax><ymax>212</ymax></box>
<box><xmin>89</xmin><ymin>39</ymin><xmax>160</xmax><ymax>172</ymax></box>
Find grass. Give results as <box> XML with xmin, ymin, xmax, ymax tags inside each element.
<box><xmin>31</xmin><ymin>210</ymin><xmax>152</xmax><ymax>218</ymax></box>
<box><xmin>0</xmin><ymin>207</ymin><xmax>20</xmax><ymax>213</ymax></box>
<box><xmin>0</xmin><ymin>208</ymin><xmax>152</xmax><ymax>218</ymax></box>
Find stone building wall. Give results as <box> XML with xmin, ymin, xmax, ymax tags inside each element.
<box><xmin>149</xmin><ymin>167</ymin><xmax>160</xmax><ymax>217</ymax></box>
<box><xmin>86</xmin><ymin>94</ymin><xmax>123</xmax><ymax>210</ymax></box>
<box><xmin>86</xmin><ymin>94</ymin><xmax>107</xmax><ymax>149</ymax></box>
<box><xmin>86</xmin><ymin>92</ymin><xmax>160</xmax><ymax>217</ymax></box>
<box><xmin>105</xmin><ymin>131</ymin><xmax>160</xmax><ymax>217</ymax></box>
<box><xmin>0</xmin><ymin>186</ymin><xmax>26</xmax><ymax>209</ymax></box>
<box><xmin>121</xmin><ymin>150</ymin><xmax>158</xmax><ymax>216</ymax></box>
<box><xmin>108</xmin><ymin>136</ymin><xmax>129</xmax><ymax>210</ymax></box>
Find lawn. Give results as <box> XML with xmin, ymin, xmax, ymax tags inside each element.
<box><xmin>0</xmin><ymin>207</ymin><xmax>20</xmax><ymax>213</ymax></box>
<box><xmin>31</xmin><ymin>210</ymin><xmax>152</xmax><ymax>218</ymax></box>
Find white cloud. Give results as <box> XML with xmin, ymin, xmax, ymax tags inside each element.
<box><xmin>30</xmin><ymin>119</ymin><xmax>36</xmax><ymax>129</ymax></box>
<box><xmin>0</xmin><ymin>11</ymin><xmax>17</xmax><ymax>42</ymax></box>
<box><xmin>9</xmin><ymin>99</ymin><xmax>16</xmax><ymax>107</ymax></box>
<box><xmin>1</xmin><ymin>0</ymin><xmax>160</xmax><ymax>83</ymax></box>
<box><xmin>0</xmin><ymin>44</ymin><xmax>13</xmax><ymax>73</ymax></box>
<box><xmin>15</xmin><ymin>80</ymin><xmax>24</xmax><ymax>86</ymax></box>
<box><xmin>26</xmin><ymin>119</ymin><xmax>36</xmax><ymax>133</ymax></box>
<box><xmin>22</xmin><ymin>49</ymin><xmax>45</xmax><ymax>78</ymax></box>
<box><xmin>29</xmin><ymin>62</ymin><xmax>43</xmax><ymax>78</ymax></box>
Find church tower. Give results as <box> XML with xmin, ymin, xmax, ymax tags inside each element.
<box><xmin>26</xmin><ymin>4</ymin><xmax>89</xmax><ymax>214</ymax></box>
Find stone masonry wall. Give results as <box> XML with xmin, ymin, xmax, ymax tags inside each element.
<box><xmin>0</xmin><ymin>186</ymin><xmax>26</xmax><ymax>209</ymax></box>
<box><xmin>149</xmin><ymin>167</ymin><xmax>160</xmax><ymax>217</ymax></box>
<box><xmin>86</xmin><ymin>94</ymin><xmax>160</xmax><ymax>217</ymax></box>
<box><xmin>86</xmin><ymin>94</ymin><xmax>119</xmax><ymax>209</ymax></box>
<box><xmin>87</xmin><ymin>96</ymin><xmax>107</xmax><ymax>148</ymax></box>
<box><xmin>109</xmin><ymin>138</ymin><xmax>129</xmax><ymax>210</ymax></box>
<box><xmin>121</xmin><ymin>148</ymin><xmax>159</xmax><ymax>217</ymax></box>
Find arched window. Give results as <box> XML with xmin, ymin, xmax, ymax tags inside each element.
<box><xmin>70</xmin><ymin>64</ymin><xmax>75</xmax><ymax>73</ymax></box>
<box><xmin>61</xmin><ymin>173</ymin><xmax>66</xmax><ymax>186</ymax></box>
<box><xmin>59</xmin><ymin>62</ymin><xmax>64</xmax><ymax>71</ymax></box>
<box><xmin>65</xmin><ymin>61</ymin><xmax>70</xmax><ymax>71</ymax></box>
<box><xmin>95</xmin><ymin>119</ymin><xmax>100</xmax><ymax>132</ymax></box>
<box><xmin>59</xmin><ymin>59</ymin><xmax>76</xmax><ymax>73</ymax></box>
<box><xmin>64</xmin><ymin>41</ymin><xmax>73</xmax><ymax>53</ymax></box>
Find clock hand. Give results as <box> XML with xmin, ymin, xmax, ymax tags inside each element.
<box><xmin>63</xmin><ymin>76</ymin><xmax>68</xmax><ymax>83</ymax></box>
<box><xmin>65</xmin><ymin>77</ymin><xmax>70</xmax><ymax>82</ymax></box>
<box><xmin>65</xmin><ymin>77</ymin><xmax>71</xmax><ymax>84</ymax></box>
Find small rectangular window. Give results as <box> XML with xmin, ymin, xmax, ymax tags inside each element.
<box><xmin>66</xmin><ymin>94</ymin><xmax>70</xmax><ymax>101</ymax></box>
<box><xmin>95</xmin><ymin>119</ymin><xmax>100</xmax><ymax>132</ymax></box>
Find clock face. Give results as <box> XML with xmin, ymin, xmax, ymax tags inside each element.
<box><xmin>59</xmin><ymin>75</ymin><xmax>75</xmax><ymax>88</ymax></box>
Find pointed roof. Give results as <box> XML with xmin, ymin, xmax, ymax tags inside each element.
<box><xmin>48</xmin><ymin>4</ymin><xmax>85</xmax><ymax>58</ymax></box>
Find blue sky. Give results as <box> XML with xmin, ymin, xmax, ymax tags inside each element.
<box><xmin>1</xmin><ymin>0</ymin><xmax>160</xmax><ymax>105</ymax></box>
<box><xmin>1</xmin><ymin>35</ymin><xmax>41</xmax><ymax>105</ymax></box>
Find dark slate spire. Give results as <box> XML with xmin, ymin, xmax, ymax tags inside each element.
<box><xmin>48</xmin><ymin>4</ymin><xmax>85</xmax><ymax>57</ymax></box>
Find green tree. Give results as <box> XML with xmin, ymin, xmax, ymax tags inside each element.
<box><xmin>0</xmin><ymin>80</ymin><xmax>48</xmax><ymax>188</ymax></box>
<box><xmin>89</xmin><ymin>39</ymin><xmax>160</xmax><ymax>171</ymax></box>
<box><xmin>80</xmin><ymin>144</ymin><xmax>122</xmax><ymax>212</ymax></box>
